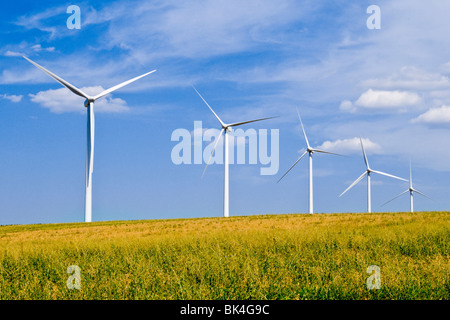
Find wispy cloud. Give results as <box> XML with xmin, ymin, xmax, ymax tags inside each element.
<box><xmin>98</xmin><ymin>0</ymin><xmax>311</xmax><ymax>61</ymax></box>
<box><xmin>2</xmin><ymin>43</ymin><xmax>55</xmax><ymax>60</ymax></box>
<box><xmin>13</xmin><ymin>6</ymin><xmax>65</xmax><ymax>39</ymax></box>
<box><xmin>1</xmin><ymin>93</ymin><xmax>23</xmax><ymax>103</ymax></box>
<box><xmin>362</xmin><ymin>66</ymin><xmax>450</xmax><ymax>91</ymax></box>
<box><xmin>30</xmin><ymin>44</ymin><xmax>55</xmax><ymax>53</ymax></box>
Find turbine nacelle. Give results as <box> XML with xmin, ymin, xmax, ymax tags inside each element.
<box><xmin>84</xmin><ymin>98</ymin><xmax>94</xmax><ymax>108</ymax></box>
<box><xmin>223</xmin><ymin>125</ymin><xmax>233</xmax><ymax>133</ymax></box>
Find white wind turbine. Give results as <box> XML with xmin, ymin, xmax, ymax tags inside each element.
<box><xmin>277</xmin><ymin>109</ymin><xmax>340</xmax><ymax>214</ymax></box>
<box><xmin>381</xmin><ymin>162</ymin><xmax>431</xmax><ymax>212</ymax></box>
<box><xmin>24</xmin><ymin>56</ymin><xmax>156</xmax><ymax>222</ymax></box>
<box><xmin>193</xmin><ymin>87</ymin><xmax>277</xmax><ymax>218</ymax></box>
<box><xmin>339</xmin><ymin>138</ymin><xmax>407</xmax><ymax>213</ymax></box>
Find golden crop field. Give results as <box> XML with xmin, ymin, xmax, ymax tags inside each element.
<box><xmin>0</xmin><ymin>211</ymin><xmax>448</xmax><ymax>300</ymax></box>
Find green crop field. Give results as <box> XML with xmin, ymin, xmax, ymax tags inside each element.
<box><xmin>0</xmin><ymin>211</ymin><xmax>448</xmax><ymax>300</ymax></box>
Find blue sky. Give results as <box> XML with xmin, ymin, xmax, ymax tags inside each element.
<box><xmin>1</xmin><ymin>0</ymin><xmax>450</xmax><ymax>225</ymax></box>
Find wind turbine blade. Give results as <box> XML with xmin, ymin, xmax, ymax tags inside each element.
<box><xmin>311</xmin><ymin>149</ymin><xmax>343</xmax><ymax>156</ymax></box>
<box><xmin>277</xmin><ymin>150</ymin><xmax>308</xmax><ymax>183</ymax></box>
<box><xmin>93</xmin><ymin>69</ymin><xmax>156</xmax><ymax>101</ymax></box>
<box><xmin>202</xmin><ymin>129</ymin><xmax>225</xmax><ymax>178</ymax></box>
<box><xmin>339</xmin><ymin>171</ymin><xmax>367</xmax><ymax>197</ymax></box>
<box><xmin>228</xmin><ymin>116</ymin><xmax>278</xmax><ymax>128</ymax></box>
<box><xmin>297</xmin><ymin>108</ymin><xmax>310</xmax><ymax>149</ymax></box>
<box><xmin>381</xmin><ymin>189</ymin><xmax>409</xmax><ymax>207</ymax></box>
<box><xmin>360</xmin><ymin>137</ymin><xmax>369</xmax><ymax>169</ymax></box>
<box><xmin>23</xmin><ymin>56</ymin><xmax>90</xmax><ymax>99</ymax></box>
<box><xmin>192</xmin><ymin>86</ymin><xmax>225</xmax><ymax>127</ymax></box>
<box><xmin>371</xmin><ymin>170</ymin><xmax>408</xmax><ymax>182</ymax></box>
<box><xmin>412</xmin><ymin>189</ymin><xmax>433</xmax><ymax>201</ymax></box>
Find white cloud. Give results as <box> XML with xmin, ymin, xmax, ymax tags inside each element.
<box><xmin>412</xmin><ymin>105</ymin><xmax>450</xmax><ymax>124</ymax></box>
<box><xmin>338</xmin><ymin>65</ymin><xmax>450</xmax><ymax>115</ymax></box>
<box><xmin>316</xmin><ymin>137</ymin><xmax>383</xmax><ymax>155</ymax></box>
<box><xmin>340</xmin><ymin>89</ymin><xmax>422</xmax><ymax>113</ymax></box>
<box><xmin>29</xmin><ymin>86</ymin><xmax>130</xmax><ymax>114</ymax></box>
<box><xmin>355</xmin><ymin>89</ymin><xmax>421</xmax><ymax>109</ymax></box>
<box><xmin>31</xmin><ymin>44</ymin><xmax>55</xmax><ymax>53</ymax></box>
<box><xmin>1</xmin><ymin>94</ymin><xmax>23</xmax><ymax>103</ymax></box>
<box><xmin>4</xmin><ymin>50</ymin><xmax>23</xmax><ymax>57</ymax></box>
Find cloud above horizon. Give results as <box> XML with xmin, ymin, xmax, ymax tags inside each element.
<box><xmin>29</xmin><ymin>86</ymin><xmax>130</xmax><ymax>114</ymax></box>
<box><xmin>1</xmin><ymin>93</ymin><xmax>23</xmax><ymax>103</ymax></box>
<box><xmin>316</xmin><ymin>137</ymin><xmax>383</xmax><ymax>155</ymax></box>
<box><xmin>412</xmin><ymin>105</ymin><xmax>450</xmax><ymax>125</ymax></box>
<box><xmin>340</xmin><ymin>89</ymin><xmax>422</xmax><ymax>113</ymax></box>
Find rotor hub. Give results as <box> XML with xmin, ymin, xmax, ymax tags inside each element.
<box><xmin>84</xmin><ymin>98</ymin><xmax>94</xmax><ymax>108</ymax></box>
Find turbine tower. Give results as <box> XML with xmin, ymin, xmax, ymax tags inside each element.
<box><xmin>193</xmin><ymin>87</ymin><xmax>277</xmax><ymax>217</ymax></box>
<box><xmin>382</xmin><ymin>162</ymin><xmax>430</xmax><ymax>212</ymax></box>
<box><xmin>339</xmin><ymin>137</ymin><xmax>407</xmax><ymax>213</ymax></box>
<box><xmin>24</xmin><ymin>56</ymin><xmax>156</xmax><ymax>222</ymax></box>
<box><xmin>277</xmin><ymin>109</ymin><xmax>340</xmax><ymax>214</ymax></box>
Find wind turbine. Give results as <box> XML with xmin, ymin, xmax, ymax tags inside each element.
<box><xmin>23</xmin><ymin>56</ymin><xmax>156</xmax><ymax>222</ymax></box>
<box><xmin>339</xmin><ymin>138</ymin><xmax>407</xmax><ymax>213</ymax></box>
<box><xmin>277</xmin><ymin>109</ymin><xmax>340</xmax><ymax>214</ymax></box>
<box><xmin>381</xmin><ymin>162</ymin><xmax>430</xmax><ymax>212</ymax></box>
<box><xmin>193</xmin><ymin>86</ymin><xmax>277</xmax><ymax>218</ymax></box>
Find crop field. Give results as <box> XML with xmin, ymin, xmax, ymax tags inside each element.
<box><xmin>0</xmin><ymin>211</ymin><xmax>448</xmax><ymax>300</ymax></box>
